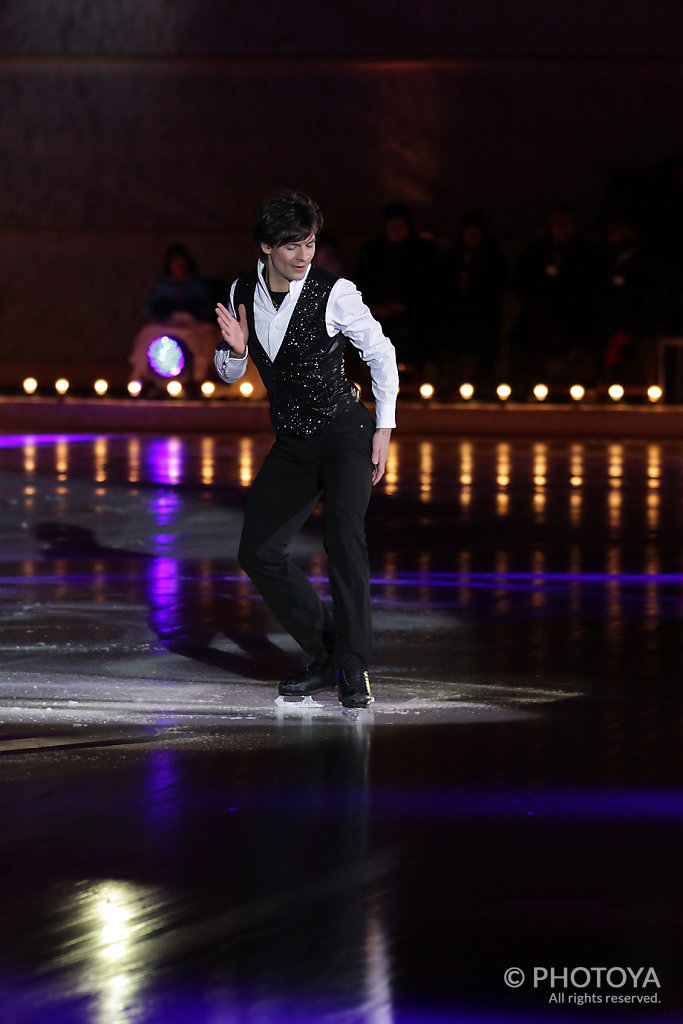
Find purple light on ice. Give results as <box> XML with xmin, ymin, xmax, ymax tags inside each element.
<box><xmin>147</xmin><ymin>335</ymin><xmax>185</xmax><ymax>378</ymax></box>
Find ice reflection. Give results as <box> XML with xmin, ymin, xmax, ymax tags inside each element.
<box><xmin>569</xmin><ymin>489</ymin><xmax>582</xmax><ymax>528</ymax></box>
<box><xmin>606</xmin><ymin>544</ymin><xmax>624</xmax><ymax>670</ymax></box>
<box><xmin>55</xmin><ymin>436</ymin><xmax>68</xmax><ymax>480</ymax></box>
<box><xmin>94</xmin><ymin>437</ymin><xmax>108</xmax><ymax>484</ymax></box>
<box><xmin>92</xmin><ymin>558</ymin><xmax>107</xmax><ymax>603</ymax></box>
<box><xmin>146</xmin><ymin>437</ymin><xmax>183</xmax><ymax>485</ymax></box>
<box><xmin>496</xmin><ymin>442</ymin><xmax>510</xmax><ymax>488</ymax></box>
<box><xmin>459</xmin><ymin>441</ymin><xmax>473</xmax><ymax>487</ymax></box>
<box><xmin>647</xmin><ymin>443</ymin><xmax>661</xmax><ymax>489</ymax></box>
<box><xmin>457</xmin><ymin>549</ymin><xmax>472</xmax><ymax>606</ymax></box>
<box><xmin>22</xmin><ymin>484</ymin><xmax>35</xmax><ymax>513</ymax></box>
<box><xmin>608</xmin><ymin>488</ymin><xmax>622</xmax><ymax>530</ymax></box>
<box><xmin>201</xmin><ymin>435</ymin><xmax>214</xmax><ymax>486</ymax></box>
<box><xmin>50</xmin><ymin>860</ymin><xmax>395</xmax><ymax>1024</ymax></box>
<box><xmin>383</xmin><ymin>440</ymin><xmax>399</xmax><ymax>496</ymax></box>
<box><xmin>55</xmin><ymin>879</ymin><xmax>150</xmax><ymax>1024</ymax></box>
<box><xmin>608</xmin><ymin>442</ymin><xmax>623</xmax><ymax>487</ymax></box>
<box><xmin>238</xmin><ymin>436</ymin><xmax>254</xmax><ymax>488</ymax></box>
<box><xmin>530</xmin><ymin>549</ymin><xmax>546</xmax><ymax>610</ymax></box>
<box><xmin>148</xmin><ymin>556</ymin><xmax>181</xmax><ymax>645</ymax></box>
<box><xmin>495</xmin><ymin>443</ymin><xmax>511</xmax><ymax>516</ymax></box>
<box><xmin>54</xmin><ymin>483</ymin><xmax>69</xmax><ymax>520</ymax></box>
<box><xmin>380</xmin><ymin>549</ymin><xmax>399</xmax><ymax>603</ymax></box>
<box><xmin>459</xmin><ymin>482</ymin><xmax>472</xmax><ymax>514</ymax></box>
<box><xmin>569</xmin><ymin>443</ymin><xmax>583</xmax><ymax>488</ymax></box>
<box><xmin>150</xmin><ymin>491</ymin><xmax>182</xmax><ymax>550</ymax></box>
<box><xmin>364</xmin><ymin>905</ymin><xmax>394</xmax><ymax>1024</ymax></box>
<box><xmin>494</xmin><ymin>549</ymin><xmax>510</xmax><ymax>613</ymax></box>
<box><xmin>127</xmin><ymin>436</ymin><xmax>141</xmax><ymax>484</ymax></box>
<box><xmin>645</xmin><ymin>542</ymin><xmax>660</xmax><ymax>577</ymax></box>
<box><xmin>23</xmin><ymin>436</ymin><xmax>36</xmax><ymax>475</ymax></box>
<box><xmin>417</xmin><ymin>549</ymin><xmax>433</xmax><ymax>605</ymax></box>
<box><xmin>533</xmin><ymin>442</ymin><xmax>547</xmax><ymax>489</ymax></box>
<box><xmin>533</xmin><ymin>489</ymin><xmax>546</xmax><ymax>522</ymax></box>
<box><xmin>419</xmin><ymin>441</ymin><xmax>433</xmax><ymax>503</ymax></box>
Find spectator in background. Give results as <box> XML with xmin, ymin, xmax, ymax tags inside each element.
<box><xmin>510</xmin><ymin>206</ymin><xmax>601</xmax><ymax>389</ymax></box>
<box><xmin>598</xmin><ymin>220</ymin><xmax>664</xmax><ymax>385</ymax></box>
<box><xmin>354</xmin><ymin>202</ymin><xmax>439</xmax><ymax>370</ymax></box>
<box><xmin>438</xmin><ymin>211</ymin><xmax>507</xmax><ymax>396</ymax></box>
<box><xmin>129</xmin><ymin>243</ymin><xmax>219</xmax><ymax>390</ymax></box>
<box><xmin>144</xmin><ymin>243</ymin><xmax>215</xmax><ymax>323</ymax></box>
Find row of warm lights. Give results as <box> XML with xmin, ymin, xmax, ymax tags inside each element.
<box><xmin>22</xmin><ymin>377</ymin><xmax>664</xmax><ymax>404</ymax></box>
<box><xmin>22</xmin><ymin>378</ymin><xmax>256</xmax><ymax>399</ymax></box>
<box><xmin>418</xmin><ymin>382</ymin><xmax>664</xmax><ymax>403</ymax></box>
<box><xmin>136</xmin><ymin>380</ymin><xmax>255</xmax><ymax>398</ymax></box>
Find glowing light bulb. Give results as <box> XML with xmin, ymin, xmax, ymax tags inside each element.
<box><xmin>608</xmin><ymin>384</ymin><xmax>624</xmax><ymax>402</ymax></box>
<box><xmin>533</xmin><ymin>384</ymin><xmax>548</xmax><ymax>401</ymax></box>
<box><xmin>55</xmin><ymin>378</ymin><xmax>69</xmax><ymax>394</ymax></box>
<box><xmin>570</xmin><ymin>384</ymin><xmax>585</xmax><ymax>401</ymax></box>
<box><xmin>147</xmin><ymin>335</ymin><xmax>185</xmax><ymax>378</ymax></box>
<box><xmin>22</xmin><ymin>377</ymin><xmax>38</xmax><ymax>395</ymax></box>
<box><xmin>94</xmin><ymin>378</ymin><xmax>108</xmax><ymax>395</ymax></box>
<box><xmin>239</xmin><ymin>381</ymin><xmax>254</xmax><ymax>397</ymax></box>
<box><xmin>201</xmin><ymin>381</ymin><xmax>215</xmax><ymax>397</ymax></box>
<box><xmin>419</xmin><ymin>383</ymin><xmax>435</xmax><ymax>399</ymax></box>
<box><xmin>167</xmin><ymin>380</ymin><xmax>183</xmax><ymax>397</ymax></box>
<box><xmin>459</xmin><ymin>383</ymin><xmax>474</xmax><ymax>400</ymax></box>
<box><xmin>127</xmin><ymin>380</ymin><xmax>142</xmax><ymax>397</ymax></box>
<box><xmin>496</xmin><ymin>383</ymin><xmax>511</xmax><ymax>401</ymax></box>
<box><xmin>647</xmin><ymin>385</ymin><xmax>662</xmax><ymax>403</ymax></box>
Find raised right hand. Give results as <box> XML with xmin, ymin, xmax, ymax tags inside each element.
<box><xmin>216</xmin><ymin>302</ymin><xmax>248</xmax><ymax>355</ymax></box>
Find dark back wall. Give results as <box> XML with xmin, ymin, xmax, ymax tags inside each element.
<box><xmin>2</xmin><ymin>1</ymin><xmax>683</xmax><ymax>369</ymax></box>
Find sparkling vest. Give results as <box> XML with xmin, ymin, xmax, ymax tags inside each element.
<box><xmin>234</xmin><ymin>266</ymin><xmax>360</xmax><ymax>438</ymax></box>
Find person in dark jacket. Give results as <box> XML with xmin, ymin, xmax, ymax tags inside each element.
<box><xmin>511</xmin><ymin>207</ymin><xmax>601</xmax><ymax>388</ymax></box>
<box><xmin>354</xmin><ymin>202</ymin><xmax>439</xmax><ymax>368</ymax></box>
<box><xmin>144</xmin><ymin>243</ymin><xmax>215</xmax><ymax>323</ymax></box>
<box><xmin>440</xmin><ymin>211</ymin><xmax>507</xmax><ymax>395</ymax></box>
<box><xmin>598</xmin><ymin>220</ymin><xmax>664</xmax><ymax>384</ymax></box>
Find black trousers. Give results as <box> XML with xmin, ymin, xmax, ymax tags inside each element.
<box><xmin>238</xmin><ymin>403</ymin><xmax>375</xmax><ymax>670</ymax></box>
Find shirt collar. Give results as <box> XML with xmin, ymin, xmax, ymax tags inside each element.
<box><xmin>256</xmin><ymin>260</ymin><xmax>311</xmax><ymax>304</ymax></box>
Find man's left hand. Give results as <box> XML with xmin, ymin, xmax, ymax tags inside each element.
<box><xmin>371</xmin><ymin>427</ymin><xmax>392</xmax><ymax>486</ymax></box>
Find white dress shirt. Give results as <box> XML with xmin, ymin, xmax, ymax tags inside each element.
<box><xmin>214</xmin><ymin>262</ymin><xmax>399</xmax><ymax>428</ymax></box>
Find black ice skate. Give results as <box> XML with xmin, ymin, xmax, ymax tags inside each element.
<box><xmin>278</xmin><ymin>658</ymin><xmax>336</xmax><ymax>697</ymax></box>
<box><xmin>338</xmin><ymin>667</ymin><xmax>374</xmax><ymax>709</ymax></box>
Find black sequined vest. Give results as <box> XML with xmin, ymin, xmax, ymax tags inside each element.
<box><xmin>234</xmin><ymin>266</ymin><xmax>360</xmax><ymax>438</ymax></box>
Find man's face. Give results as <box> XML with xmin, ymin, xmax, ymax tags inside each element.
<box><xmin>262</xmin><ymin>234</ymin><xmax>316</xmax><ymax>289</ymax></box>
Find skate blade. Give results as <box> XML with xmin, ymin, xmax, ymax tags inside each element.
<box><xmin>339</xmin><ymin>695</ymin><xmax>375</xmax><ymax>710</ymax></box>
<box><xmin>274</xmin><ymin>695</ymin><xmax>325</xmax><ymax>710</ymax></box>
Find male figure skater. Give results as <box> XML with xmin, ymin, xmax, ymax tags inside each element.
<box><xmin>215</xmin><ymin>191</ymin><xmax>399</xmax><ymax>707</ymax></box>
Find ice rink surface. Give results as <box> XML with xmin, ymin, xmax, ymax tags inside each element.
<box><xmin>0</xmin><ymin>432</ymin><xmax>681</xmax><ymax>1022</ymax></box>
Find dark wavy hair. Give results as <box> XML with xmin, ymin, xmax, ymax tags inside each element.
<box><xmin>253</xmin><ymin>190</ymin><xmax>324</xmax><ymax>256</ymax></box>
